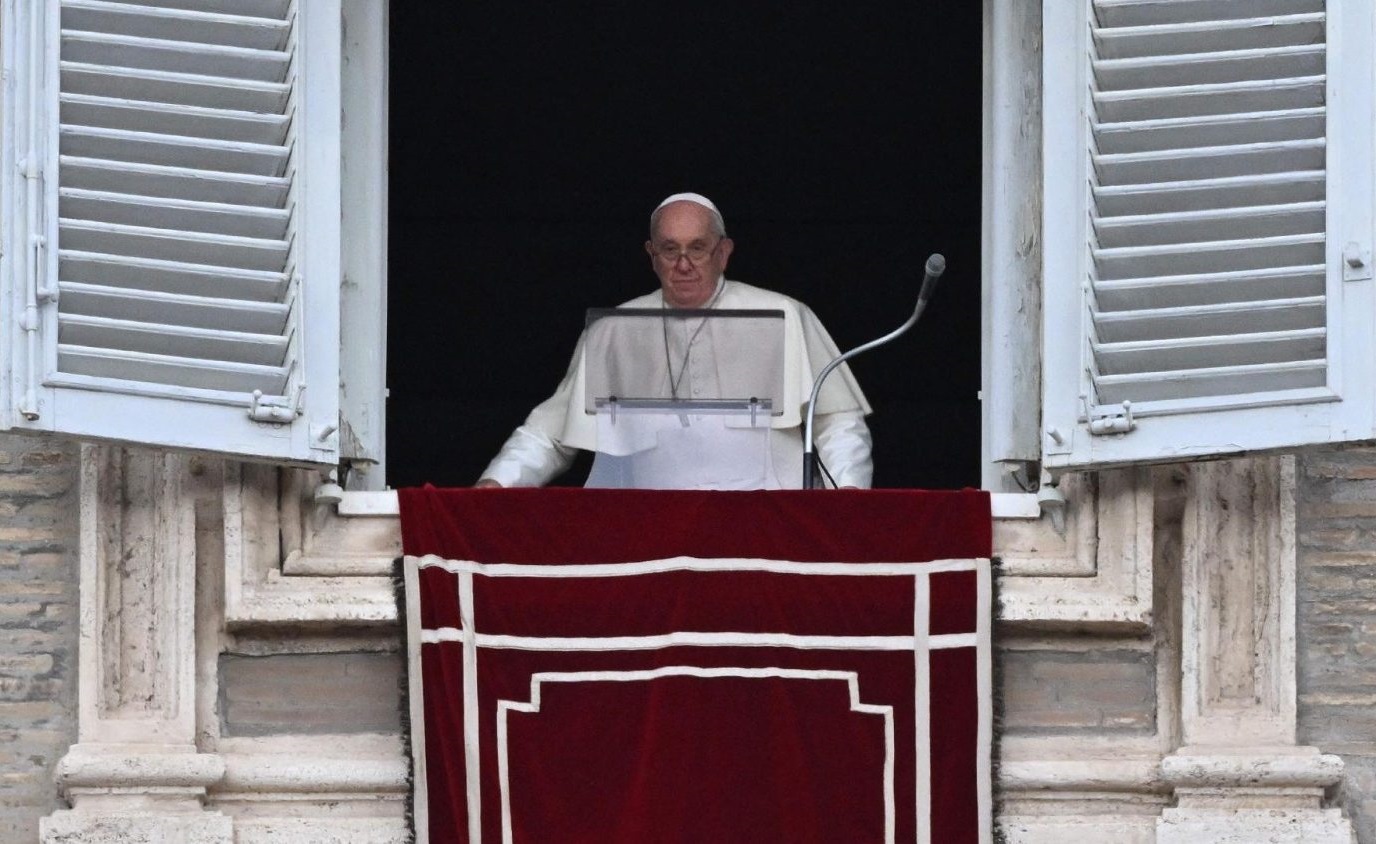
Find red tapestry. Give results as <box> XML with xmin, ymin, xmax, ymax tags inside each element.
<box><xmin>399</xmin><ymin>487</ymin><xmax>992</xmax><ymax>843</ymax></box>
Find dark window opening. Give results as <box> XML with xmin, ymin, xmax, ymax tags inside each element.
<box><xmin>387</xmin><ymin>3</ymin><xmax>983</xmax><ymax>489</ymax></box>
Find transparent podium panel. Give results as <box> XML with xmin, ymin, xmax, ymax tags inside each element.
<box><xmin>585</xmin><ymin>410</ymin><xmax>774</xmax><ymax>490</ymax></box>
<box><xmin>582</xmin><ymin>308</ymin><xmax>785</xmax><ymax>489</ymax></box>
<box><xmin>583</xmin><ymin>308</ymin><xmax>785</xmax><ymax>415</ymax></box>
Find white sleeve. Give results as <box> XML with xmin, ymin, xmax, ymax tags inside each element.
<box><xmin>813</xmin><ymin>410</ymin><xmax>873</xmax><ymax>489</ymax></box>
<box><xmin>478</xmin><ymin>345</ymin><xmax>581</xmax><ymax>487</ymax></box>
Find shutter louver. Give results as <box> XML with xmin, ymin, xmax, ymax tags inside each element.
<box><xmin>1086</xmin><ymin>0</ymin><xmax>1329</xmax><ymax>412</ymax></box>
<box><xmin>54</xmin><ymin>0</ymin><xmax>298</xmax><ymax>398</ymax></box>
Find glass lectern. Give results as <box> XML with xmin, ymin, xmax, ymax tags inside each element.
<box><xmin>582</xmin><ymin>307</ymin><xmax>786</xmax><ymax>490</ymax></box>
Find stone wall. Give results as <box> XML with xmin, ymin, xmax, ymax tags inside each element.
<box><xmin>3</xmin><ymin>437</ymin><xmax>1372</xmax><ymax>840</ymax></box>
<box><xmin>1299</xmin><ymin>446</ymin><xmax>1376</xmax><ymax>842</ymax></box>
<box><xmin>0</xmin><ymin>436</ymin><xmax>79</xmax><ymax>842</ymax></box>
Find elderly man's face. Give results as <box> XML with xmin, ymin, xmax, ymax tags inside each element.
<box><xmin>646</xmin><ymin>201</ymin><xmax>734</xmax><ymax>308</ymax></box>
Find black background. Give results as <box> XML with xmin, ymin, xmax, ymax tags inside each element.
<box><xmin>386</xmin><ymin>2</ymin><xmax>983</xmax><ymax>489</ymax></box>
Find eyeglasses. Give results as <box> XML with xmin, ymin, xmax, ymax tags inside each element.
<box><xmin>652</xmin><ymin>239</ymin><xmax>720</xmax><ymax>265</ymax></box>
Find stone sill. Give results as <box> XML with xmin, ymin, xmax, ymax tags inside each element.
<box><xmin>337</xmin><ymin>490</ymin><xmax>1045</xmax><ymax>519</ymax></box>
<box><xmin>227</xmin><ymin>473</ymin><xmax>1151</xmax><ymax>633</ymax></box>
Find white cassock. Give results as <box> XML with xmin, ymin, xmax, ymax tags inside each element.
<box><xmin>479</xmin><ymin>279</ymin><xmax>873</xmax><ymax>489</ymax></box>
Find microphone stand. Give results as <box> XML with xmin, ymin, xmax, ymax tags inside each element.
<box><xmin>803</xmin><ymin>253</ymin><xmax>946</xmax><ymax>488</ymax></box>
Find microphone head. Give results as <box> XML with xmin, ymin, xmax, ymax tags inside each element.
<box><xmin>925</xmin><ymin>253</ymin><xmax>946</xmax><ymax>277</ymax></box>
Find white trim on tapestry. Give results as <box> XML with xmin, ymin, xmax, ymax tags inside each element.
<box><xmin>494</xmin><ymin>667</ymin><xmax>897</xmax><ymax>844</ymax></box>
<box><xmin>459</xmin><ymin>572</ymin><xmax>481</xmax><ymax>844</ymax></box>
<box><xmin>913</xmin><ymin>573</ymin><xmax>932</xmax><ymax>844</ymax></box>
<box><xmin>976</xmin><ymin>558</ymin><xmax>993</xmax><ymax>843</ymax></box>
<box><xmin>411</xmin><ymin>557</ymin><xmax>993</xmax><ymax>843</ymax></box>
<box><xmin>403</xmin><ymin>560</ymin><xmax>431</xmax><ymax>844</ymax></box>
<box><xmin>413</xmin><ymin>554</ymin><xmax>982</xmax><ymax>578</ymax></box>
<box><xmin>421</xmin><ymin>629</ymin><xmax>979</xmax><ymax>651</ymax></box>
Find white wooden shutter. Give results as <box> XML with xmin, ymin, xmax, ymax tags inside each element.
<box><xmin>1041</xmin><ymin>0</ymin><xmax>1376</xmax><ymax>471</ymax></box>
<box><xmin>0</xmin><ymin>0</ymin><xmax>341</xmax><ymax>463</ymax></box>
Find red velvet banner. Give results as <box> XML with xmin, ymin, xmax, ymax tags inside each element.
<box><xmin>400</xmin><ymin>488</ymin><xmax>992</xmax><ymax>843</ymax></box>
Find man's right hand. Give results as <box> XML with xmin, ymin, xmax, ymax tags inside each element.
<box><xmin>474</xmin><ymin>478</ymin><xmax>503</xmax><ymax>488</ymax></box>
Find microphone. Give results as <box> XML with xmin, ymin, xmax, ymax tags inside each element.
<box><xmin>802</xmin><ymin>253</ymin><xmax>947</xmax><ymax>489</ymax></box>
<box><xmin>918</xmin><ymin>253</ymin><xmax>946</xmax><ymax>305</ymax></box>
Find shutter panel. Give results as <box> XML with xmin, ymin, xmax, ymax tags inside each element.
<box><xmin>1</xmin><ymin>0</ymin><xmax>341</xmax><ymax>463</ymax></box>
<box><xmin>1041</xmin><ymin>0</ymin><xmax>1376</xmax><ymax>471</ymax></box>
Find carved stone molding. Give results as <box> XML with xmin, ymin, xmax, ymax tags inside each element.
<box><xmin>1180</xmin><ymin>456</ymin><xmax>1294</xmax><ymax>746</ymax></box>
<box><xmin>998</xmin><ymin>756</ymin><xmax>1170</xmax><ymax>844</ymax></box>
<box><xmin>82</xmin><ymin>446</ymin><xmax>197</xmax><ymax>741</ymax></box>
<box><xmin>43</xmin><ymin>446</ymin><xmax>231</xmax><ymax>842</ymax></box>
<box><xmin>1157</xmin><ymin>456</ymin><xmax>1352</xmax><ymax>842</ymax></box>
<box><xmin>208</xmin><ymin>736</ymin><xmax>408</xmax><ymax>844</ymax></box>
<box><xmin>998</xmin><ymin>468</ymin><xmax>1154</xmax><ymax>631</ymax></box>
<box><xmin>223</xmin><ymin>477</ymin><xmax>1162</xmax><ymax>633</ymax></box>
<box><xmin>223</xmin><ymin>464</ymin><xmax>398</xmax><ymax>627</ymax></box>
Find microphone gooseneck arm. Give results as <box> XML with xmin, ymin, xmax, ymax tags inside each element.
<box><xmin>803</xmin><ymin>253</ymin><xmax>946</xmax><ymax>488</ymax></box>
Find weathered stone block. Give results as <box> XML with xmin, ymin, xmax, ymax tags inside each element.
<box><xmin>40</xmin><ymin>812</ymin><xmax>232</xmax><ymax>843</ymax></box>
<box><xmin>1000</xmin><ymin>646</ymin><xmax>1155</xmax><ymax>734</ymax></box>
<box><xmin>220</xmin><ymin>652</ymin><xmax>402</xmax><ymax>736</ymax></box>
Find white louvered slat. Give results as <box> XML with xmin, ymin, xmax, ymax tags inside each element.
<box><xmin>1094</xmin><ymin>109</ymin><xmax>1325</xmax><ymax>155</ymax></box>
<box><xmin>53</xmin><ymin>0</ymin><xmax>300</xmax><ymax>398</ymax></box>
<box><xmin>60</xmin><ymin>219</ymin><xmax>289</xmax><ymax>270</ymax></box>
<box><xmin>58</xmin><ymin>282</ymin><xmax>290</xmax><ymax>333</ymax></box>
<box><xmin>1093</xmin><ymin>296</ymin><xmax>1325</xmax><ymax>343</ymax></box>
<box><xmin>1095</xmin><ymin>45</ymin><xmax>1325</xmax><ymax>91</ymax></box>
<box><xmin>58</xmin><ymin>251</ymin><xmax>287</xmax><ymax>301</ymax></box>
<box><xmin>60</xmin><ymin>188</ymin><xmax>290</xmax><ymax>238</ymax></box>
<box><xmin>98</xmin><ymin>0</ymin><xmax>293</xmax><ymax>19</ymax></box>
<box><xmin>61</xmin><ymin>93</ymin><xmax>290</xmax><ymax>144</ymax></box>
<box><xmin>61</xmin><ymin>63</ymin><xmax>290</xmax><ymax>112</ymax></box>
<box><xmin>61</xmin><ymin>31</ymin><xmax>290</xmax><ymax>81</ymax></box>
<box><xmin>62</xmin><ymin>0</ymin><xmax>291</xmax><ymax>51</ymax></box>
<box><xmin>1083</xmin><ymin>0</ymin><xmax>1330</xmax><ymax>412</ymax></box>
<box><xmin>1093</xmin><ymin>171</ymin><xmax>1324</xmax><ymax>217</ymax></box>
<box><xmin>1093</xmin><ymin>265</ymin><xmax>1326</xmax><ymax>311</ymax></box>
<box><xmin>1093</xmin><ymin>14</ymin><xmax>1325</xmax><ymax>60</ymax></box>
<box><xmin>59</xmin><ymin>314</ymin><xmax>289</xmax><ymax>367</ymax></box>
<box><xmin>1094</xmin><ymin>359</ymin><xmax>1327</xmax><ymax>404</ymax></box>
<box><xmin>56</xmin><ymin>344</ymin><xmax>289</xmax><ymax>393</ymax></box>
<box><xmin>60</xmin><ymin>157</ymin><xmax>289</xmax><ymax>204</ymax></box>
<box><xmin>1095</xmin><ymin>328</ymin><xmax>1327</xmax><ymax>374</ymax></box>
<box><xmin>1095</xmin><ymin>0</ymin><xmax>1324</xmax><ymax>28</ymax></box>
<box><xmin>1093</xmin><ymin>233</ymin><xmax>1325</xmax><ymax>280</ymax></box>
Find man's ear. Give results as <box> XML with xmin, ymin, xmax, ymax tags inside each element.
<box><xmin>717</xmin><ymin>237</ymin><xmax>735</xmax><ymax>267</ymax></box>
<box><xmin>645</xmin><ymin>240</ymin><xmax>656</xmax><ymax>259</ymax></box>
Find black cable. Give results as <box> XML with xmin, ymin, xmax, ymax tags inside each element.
<box><xmin>816</xmin><ymin>454</ymin><xmax>839</xmax><ymax>489</ymax></box>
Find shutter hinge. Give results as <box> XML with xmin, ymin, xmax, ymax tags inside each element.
<box><xmin>247</xmin><ymin>386</ymin><xmax>302</xmax><ymax>424</ymax></box>
<box><xmin>1087</xmin><ymin>399</ymin><xmax>1135</xmax><ymax>436</ymax></box>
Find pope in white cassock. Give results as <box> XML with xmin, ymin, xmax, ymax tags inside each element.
<box><xmin>476</xmin><ymin>193</ymin><xmax>874</xmax><ymax>490</ymax></box>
